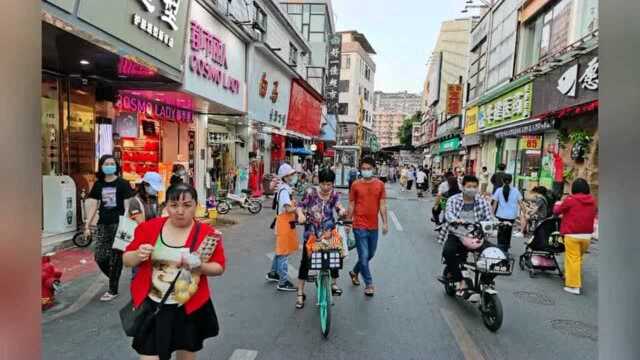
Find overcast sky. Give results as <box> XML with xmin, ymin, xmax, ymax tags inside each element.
<box><xmin>332</xmin><ymin>0</ymin><xmax>466</xmax><ymax>94</ymax></box>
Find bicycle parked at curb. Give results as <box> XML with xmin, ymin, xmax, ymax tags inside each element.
<box><xmin>215</xmin><ymin>189</ymin><xmax>263</xmax><ymax>215</ymax></box>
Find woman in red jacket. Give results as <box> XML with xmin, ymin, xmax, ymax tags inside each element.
<box><xmin>123</xmin><ymin>183</ymin><xmax>225</xmax><ymax>360</ymax></box>
<box><xmin>553</xmin><ymin>178</ymin><xmax>596</xmax><ymax>296</ymax></box>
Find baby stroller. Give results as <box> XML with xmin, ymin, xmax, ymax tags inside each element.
<box><xmin>518</xmin><ymin>217</ymin><xmax>565</xmax><ymax>278</ymax></box>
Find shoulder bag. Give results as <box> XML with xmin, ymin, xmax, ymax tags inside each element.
<box><xmin>119</xmin><ymin>222</ymin><xmax>201</xmax><ymax>337</ymax></box>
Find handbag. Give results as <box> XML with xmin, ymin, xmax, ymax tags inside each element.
<box><xmin>113</xmin><ymin>197</ymin><xmax>144</xmax><ymax>251</ymax></box>
<box><xmin>119</xmin><ymin>222</ymin><xmax>202</xmax><ymax>337</ymax></box>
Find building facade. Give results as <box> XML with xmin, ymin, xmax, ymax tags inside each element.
<box><xmin>372</xmin><ymin>91</ymin><xmax>422</xmax><ymax>148</ymax></box>
<box><xmin>459</xmin><ymin>0</ymin><xmax>599</xmax><ymax>196</ymax></box>
<box><xmin>419</xmin><ymin>18</ymin><xmax>473</xmax><ymax>172</ymax></box>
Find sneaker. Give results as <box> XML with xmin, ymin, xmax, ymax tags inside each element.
<box><xmin>100</xmin><ymin>292</ymin><xmax>118</xmax><ymax>302</ymax></box>
<box><xmin>277</xmin><ymin>281</ymin><xmax>298</xmax><ymax>292</ymax></box>
<box><xmin>364</xmin><ymin>285</ymin><xmax>375</xmax><ymax>297</ymax></box>
<box><xmin>266</xmin><ymin>271</ymin><xmax>279</xmax><ymax>282</ymax></box>
<box><xmin>563</xmin><ymin>287</ymin><xmax>581</xmax><ymax>295</ymax></box>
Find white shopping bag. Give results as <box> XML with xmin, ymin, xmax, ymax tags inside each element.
<box><xmin>112</xmin><ymin>215</ymin><xmax>138</xmax><ymax>251</ymax></box>
<box><xmin>337</xmin><ymin>225</ymin><xmax>349</xmax><ymax>259</ymax></box>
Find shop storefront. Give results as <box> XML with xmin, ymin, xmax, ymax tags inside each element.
<box><xmin>181</xmin><ymin>0</ymin><xmax>248</xmax><ymax>200</ymax></box>
<box><xmin>532</xmin><ymin>48</ymin><xmax>599</xmax><ymax>197</ymax></box>
<box><xmin>41</xmin><ymin>0</ymin><xmax>190</xmax><ymax>239</ymax></box>
<box><xmin>438</xmin><ymin>137</ymin><xmax>462</xmax><ymax>172</ymax></box>
<box><xmin>247</xmin><ymin>42</ymin><xmax>296</xmax><ymax>180</ymax></box>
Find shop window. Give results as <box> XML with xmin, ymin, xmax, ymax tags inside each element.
<box><xmin>253</xmin><ymin>3</ymin><xmax>267</xmax><ymax>41</ymax></box>
<box><xmin>41</xmin><ymin>77</ymin><xmax>60</xmax><ymax>176</ymax></box>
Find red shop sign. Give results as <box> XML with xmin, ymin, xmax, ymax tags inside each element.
<box><xmin>286</xmin><ymin>80</ymin><xmax>322</xmax><ymax>137</ymax></box>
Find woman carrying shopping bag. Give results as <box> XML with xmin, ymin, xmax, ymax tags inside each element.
<box><xmin>122</xmin><ymin>183</ymin><xmax>225</xmax><ymax>360</ymax></box>
<box><xmin>554</xmin><ymin>178</ymin><xmax>597</xmax><ymax>295</ymax></box>
<box><xmin>85</xmin><ymin>154</ymin><xmax>135</xmax><ymax>302</ymax></box>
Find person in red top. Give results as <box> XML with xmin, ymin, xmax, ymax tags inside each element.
<box><xmin>553</xmin><ymin>178</ymin><xmax>597</xmax><ymax>295</ymax></box>
<box><xmin>123</xmin><ymin>183</ymin><xmax>225</xmax><ymax>360</ymax></box>
<box><xmin>347</xmin><ymin>157</ymin><xmax>389</xmax><ymax>297</ymax></box>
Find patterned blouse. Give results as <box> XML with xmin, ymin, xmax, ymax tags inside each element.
<box><xmin>298</xmin><ymin>187</ymin><xmax>340</xmax><ymax>239</ymax></box>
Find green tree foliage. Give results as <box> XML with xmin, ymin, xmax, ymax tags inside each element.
<box><xmin>397</xmin><ymin>111</ymin><xmax>423</xmax><ymax>147</ymax></box>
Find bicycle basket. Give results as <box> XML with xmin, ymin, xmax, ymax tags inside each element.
<box><xmin>476</xmin><ymin>256</ymin><xmax>514</xmax><ymax>275</ymax></box>
<box><xmin>309</xmin><ymin>250</ymin><xmax>343</xmax><ymax>270</ymax></box>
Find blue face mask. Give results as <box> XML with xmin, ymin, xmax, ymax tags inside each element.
<box><xmin>102</xmin><ymin>165</ymin><xmax>117</xmax><ymax>175</ymax></box>
<box><xmin>361</xmin><ymin>170</ymin><xmax>374</xmax><ymax>179</ymax></box>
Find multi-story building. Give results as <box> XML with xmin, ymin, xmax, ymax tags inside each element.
<box><xmin>337</xmin><ymin>31</ymin><xmax>376</xmax><ymax>137</ymax></box>
<box><xmin>372</xmin><ymin>91</ymin><xmax>422</xmax><ymax>148</ymax></box>
<box><xmin>420</xmin><ymin>18</ymin><xmax>473</xmax><ymax>172</ymax></box>
<box><xmin>460</xmin><ymin>0</ymin><xmax>599</xmax><ymax>196</ymax></box>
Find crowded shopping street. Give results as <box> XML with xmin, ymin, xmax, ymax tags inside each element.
<box><xmin>42</xmin><ymin>181</ymin><xmax>598</xmax><ymax>360</ymax></box>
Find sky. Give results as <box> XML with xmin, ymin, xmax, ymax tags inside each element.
<box><xmin>332</xmin><ymin>0</ymin><xmax>465</xmax><ymax>94</ymax></box>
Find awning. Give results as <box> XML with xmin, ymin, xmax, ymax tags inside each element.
<box><xmin>286</xmin><ymin>147</ymin><xmax>313</xmax><ymax>156</ymax></box>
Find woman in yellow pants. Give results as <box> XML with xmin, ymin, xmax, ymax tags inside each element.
<box><xmin>553</xmin><ymin>178</ymin><xmax>597</xmax><ymax>295</ymax></box>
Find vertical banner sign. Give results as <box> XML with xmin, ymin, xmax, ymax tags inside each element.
<box><xmin>326</xmin><ymin>34</ymin><xmax>343</xmax><ymax>115</ymax></box>
<box><xmin>446</xmin><ymin>84</ymin><xmax>463</xmax><ymax>115</ymax></box>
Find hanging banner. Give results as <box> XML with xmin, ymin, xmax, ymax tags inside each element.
<box><xmin>464</xmin><ymin>106</ymin><xmax>478</xmax><ymax>135</ymax></box>
<box><xmin>446</xmin><ymin>84</ymin><xmax>463</xmax><ymax>116</ymax></box>
<box><xmin>326</xmin><ymin>33</ymin><xmax>342</xmax><ymax>115</ymax></box>
<box><xmin>286</xmin><ymin>80</ymin><xmax>322</xmax><ymax>137</ymax></box>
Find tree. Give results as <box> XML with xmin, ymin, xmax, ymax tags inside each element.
<box><xmin>398</xmin><ymin>111</ymin><xmax>423</xmax><ymax>147</ymax></box>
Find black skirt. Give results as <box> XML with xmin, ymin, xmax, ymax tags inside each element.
<box><xmin>132</xmin><ymin>298</ymin><xmax>219</xmax><ymax>360</ymax></box>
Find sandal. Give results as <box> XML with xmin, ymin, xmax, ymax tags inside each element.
<box><xmin>295</xmin><ymin>293</ymin><xmax>306</xmax><ymax>309</ymax></box>
<box><xmin>364</xmin><ymin>286</ymin><xmax>375</xmax><ymax>297</ymax></box>
<box><xmin>331</xmin><ymin>285</ymin><xmax>343</xmax><ymax>296</ymax></box>
<box><xmin>349</xmin><ymin>271</ymin><xmax>360</xmax><ymax>286</ymax></box>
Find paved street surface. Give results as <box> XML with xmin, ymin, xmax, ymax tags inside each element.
<box><xmin>42</xmin><ymin>183</ymin><xmax>597</xmax><ymax>360</ymax></box>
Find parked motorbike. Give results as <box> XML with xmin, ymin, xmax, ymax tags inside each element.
<box><xmin>437</xmin><ymin>221</ymin><xmax>514</xmax><ymax>332</ymax></box>
<box><xmin>216</xmin><ymin>189</ymin><xmax>263</xmax><ymax>215</ymax></box>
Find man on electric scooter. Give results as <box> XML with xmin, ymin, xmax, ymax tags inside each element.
<box><xmin>440</xmin><ymin>175</ymin><xmax>495</xmax><ymax>297</ymax></box>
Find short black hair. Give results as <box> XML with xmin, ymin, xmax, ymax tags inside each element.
<box><xmin>444</xmin><ymin>171</ymin><xmax>454</xmax><ymax>178</ymax></box>
<box><xmin>318</xmin><ymin>169</ymin><xmax>336</xmax><ymax>183</ymax></box>
<box><xmin>497</xmin><ymin>163</ymin><xmax>507</xmax><ymax>171</ymax></box>
<box><xmin>531</xmin><ymin>186</ymin><xmax>548</xmax><ymax>196</ymax></box>
<box><xmin>503</xmin><ymin>173</ymin><xmax>513</xmax><ymax>184</ymax></box>
<box><xmin>571</xmin><ymin>178</ymin><xmax>591</xmax><ymax>195</ymax></box>
<box><xmin>166</xmin><ymin>182</ymin><xmax>198</xmax><ymax>203</ymax></box>
<box><xmin>360</xmin><ymin>157</ymin><xmax>376</xmax><ymax>168</ymax></box>
<box><xmin>462</xmin><ymin>175</ymin><xmax>479</xmax><ymax>186</ymax></box>
<box><xmin>482</xmin><ymin>166</ymin><xmax>487</xmax><ymax>171</ymax></box>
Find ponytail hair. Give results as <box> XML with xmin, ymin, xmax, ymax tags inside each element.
<box><xmin>502</xmin><ymin>174</ymin><xmax>513</xmax><ymax>201</ymax></box>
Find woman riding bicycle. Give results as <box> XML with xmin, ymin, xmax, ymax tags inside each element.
<box><xmin>295</xmin><ymin>169</ymin><xmax>347</xmax><ymax>309</ymax></box>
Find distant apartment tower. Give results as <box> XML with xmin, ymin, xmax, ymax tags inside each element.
<box><xmin>373</xmin><ymin>91</ymin><xmax>422</xmax><ymax>148</ymax></box>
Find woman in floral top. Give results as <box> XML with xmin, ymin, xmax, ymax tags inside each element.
<box><xmin>295</xmin><ymin>169</ymin><xmax>347</xmax><ymax>309</ymax></box>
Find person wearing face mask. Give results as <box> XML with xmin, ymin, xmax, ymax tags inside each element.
<box><xmin>295</xmin><ymin>169</ymin><xmax>347</xmax><ymax>308</ymax></box>
<box><xmin>348</xmin><ymin>157</ymin><xmax>389</xmax><ymax>297</ymax></box>
<box><xmin>440</xmin><ymin>176</ymin><xmax>495</xmax><ymax>297</ymax></box>
<box><xmin>492</xmin><ymin>174</ymin><xmax>523</xmax><ymax>253</ymax></box>
<box><xmin>266</xmin><ymin>163</ymin><xmax>305</xmax><ymax>292</ymax></box>
<box><xmin>85</xmin><ymin>155</ymin><xmax>136</xmax><ymax>302</ymax></box>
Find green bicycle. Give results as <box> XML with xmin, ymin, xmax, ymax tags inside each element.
<box><xmin>307</xmin><ymin>219</ymin><xmax>351</xmax><ymax>338</ymax></box>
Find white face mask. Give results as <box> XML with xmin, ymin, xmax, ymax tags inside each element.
<box><xmin>463</xmin><ymin>188</ymin><xmax>478</xmax><ymax>198</ymax></box>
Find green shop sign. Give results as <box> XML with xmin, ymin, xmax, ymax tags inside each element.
<box><xmin>478</xmin><ymin>82</ymin><xmax>533</xmax><ymax>130</ymax></box>
<box><xmin>439</xmin><ymin>138</ymin><xmax>461</xmax><ymax>153</ymax></box>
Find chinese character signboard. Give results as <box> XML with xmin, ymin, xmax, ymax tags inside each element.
<box><xmin>77</xmin><ymin>0</ymin><xmax>189</xmax><ymax>71</ymax></box>
<box><xmin>446</xmin><ymin>84</ymin><xmax>463</xmax><ymax>116</ymax></box>
<box><xmin>182</xmin><ymin>0</ymin><xmax>245</xmax><ymax>112</ymax></box>
<box><xmin>478</xmin><ymin>82</ymin><xmax>533</xmax><ymax>130</ymax></box>
<box><xmin>439</xmin><ymin>138</ymin><xmax>461</xmax><ymax>153</ymax></box>
<box><xmin>519</xmin><ymin>135</ymin><xmax>542</xmax><ymax>150</ymax></box>
<box><xmin>464</xmin><ymin>106</ymin><xmax>478</xmax><ymax>135</ymax></box>
<box><xmin>533</xmin><ymin>49</ymin><xmax>598</xmax><ymax>116</ymax></box>
<box><xmin>248</xmin><ymin>47</ymin><xmax>293</xmax><ymax>128</ymax></box>
<box><xmin>326</xmin><ymin>34</ymin><xmax>342</xmax><ymax>115</ymax></box>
